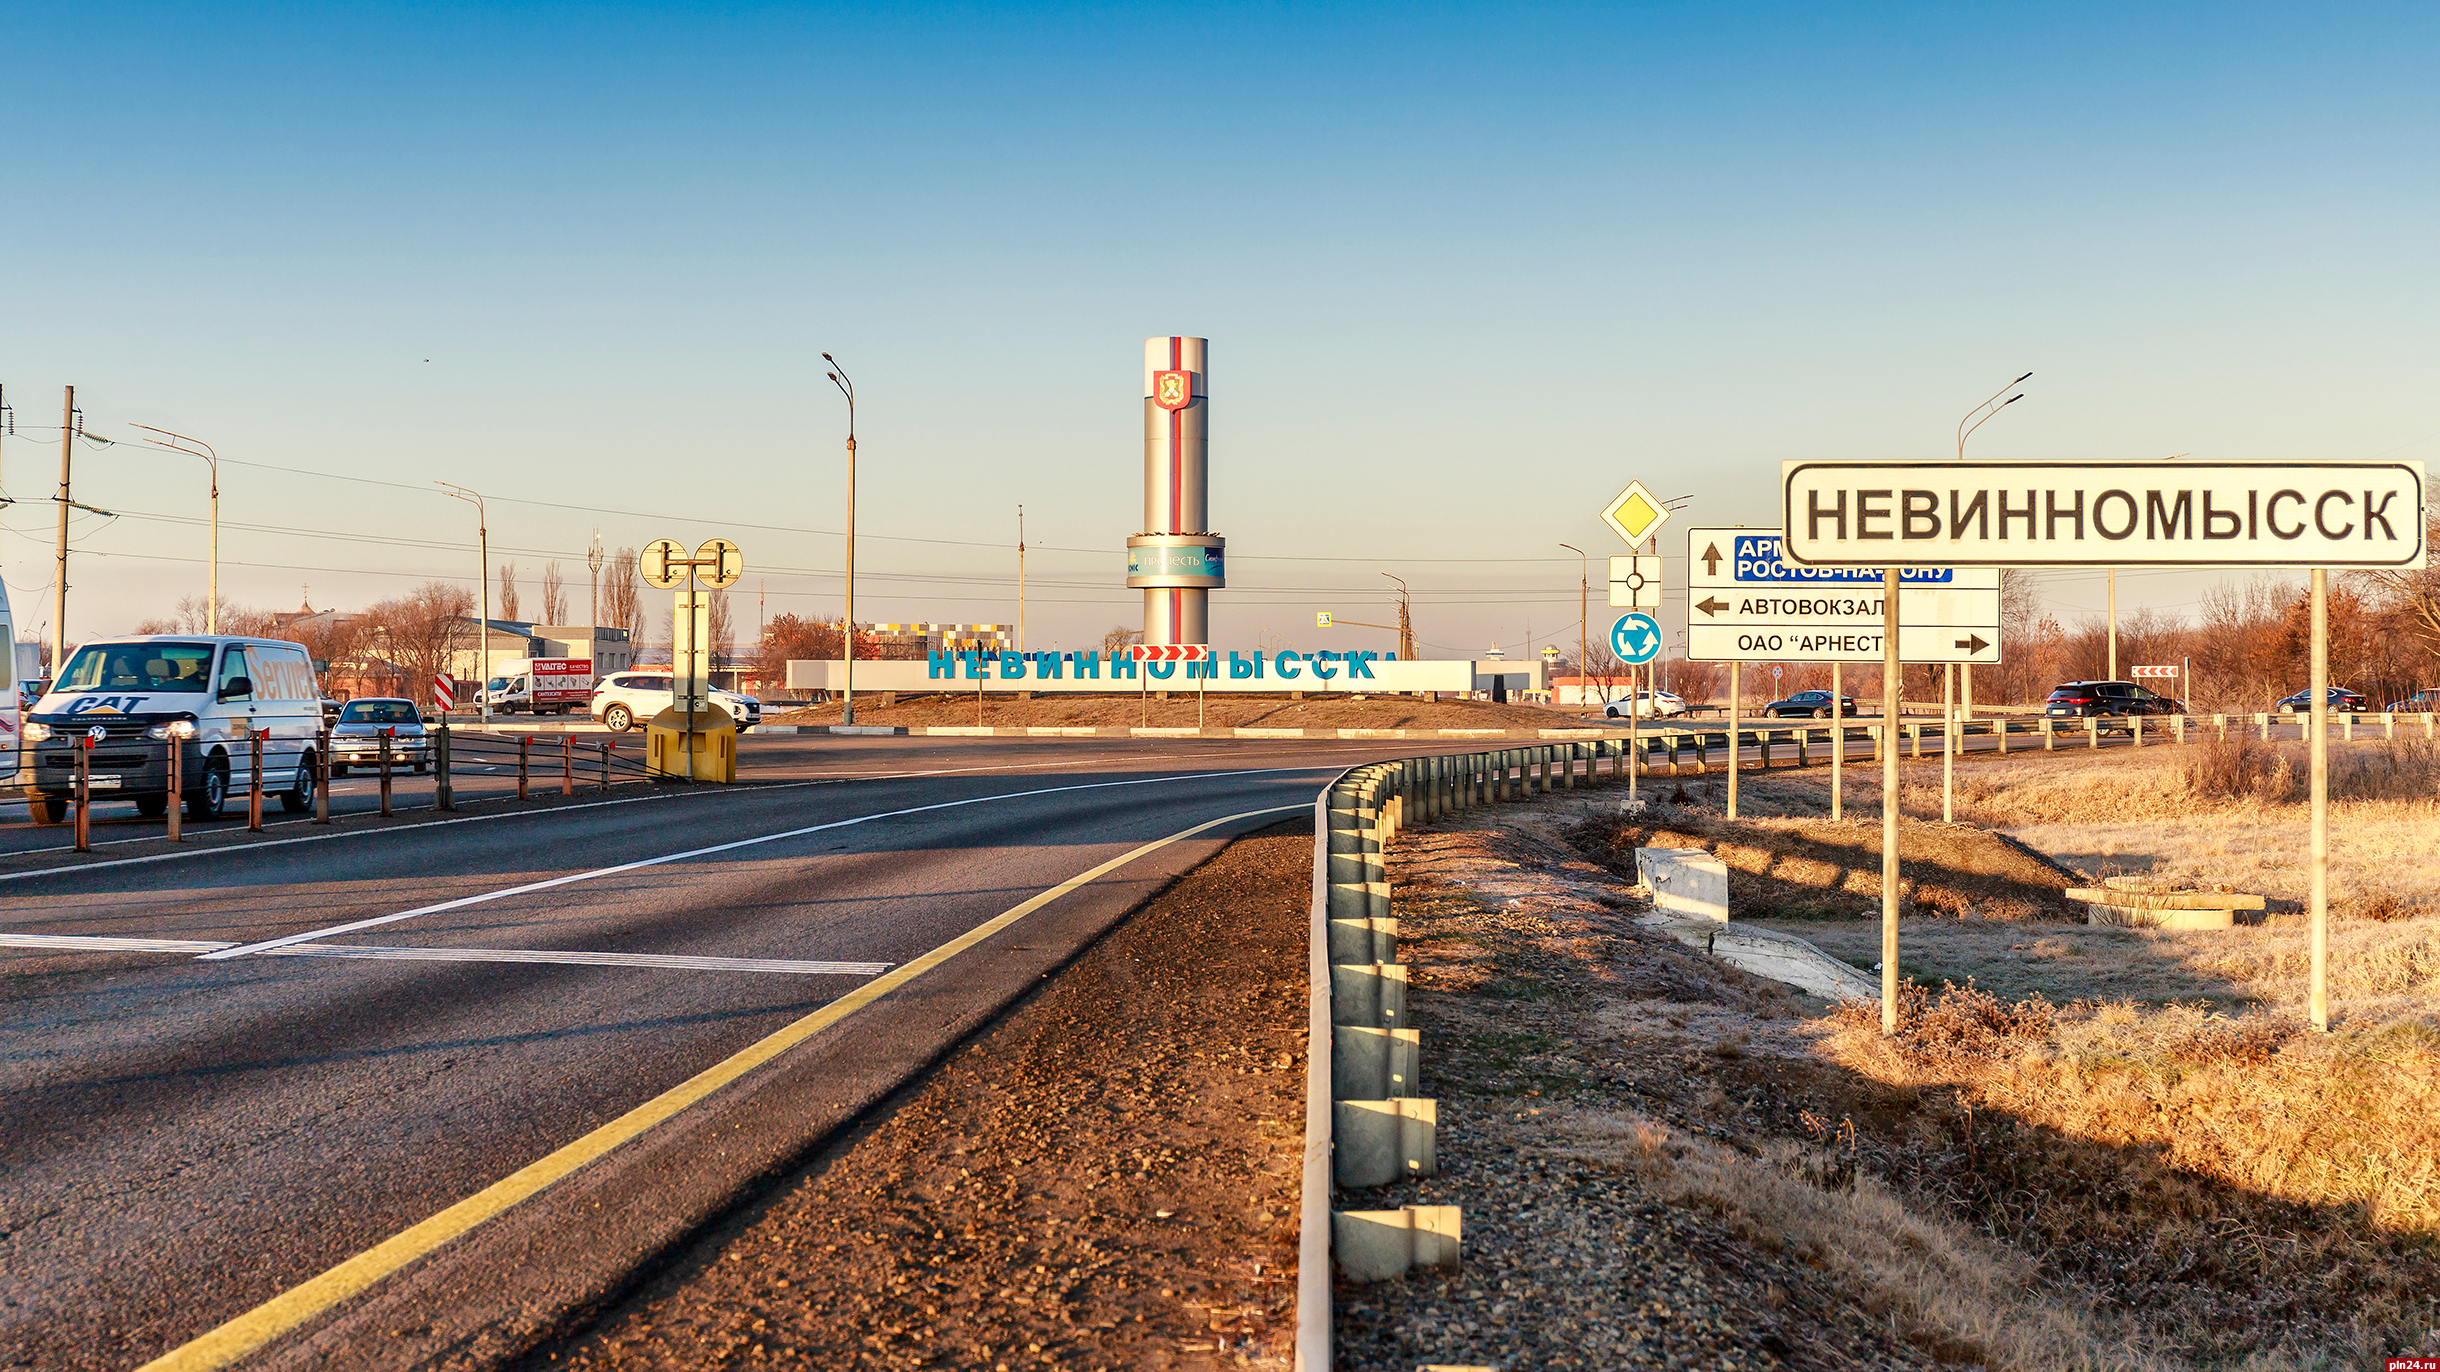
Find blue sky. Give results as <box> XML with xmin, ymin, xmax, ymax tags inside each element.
<box><xmin>4</xmin><ymin>3</ymin><xmax>2433</xmax><ymax>659</ymax></box>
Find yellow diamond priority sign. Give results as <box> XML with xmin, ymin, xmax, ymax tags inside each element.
<box><xmin>1600</xmin><ymin>480</ymin><xmax>1671</xmax><ymax>546</ymax></box>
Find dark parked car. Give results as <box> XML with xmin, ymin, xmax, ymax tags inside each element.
<box><xmin>2045</xmin><ymin>681</ymin><xmax>2185</xmax><ymax>728</ymax></box>
<box><xmin>18</xmin><ymin>678</ymin><xmax>50</xmax><ymax>712</ymax></box>
<box><xmin>329</xmin><ymin>697</ymin><xmax>430</xmax><ymax>776</ymax></box>
<box><xmin>2385</xmin><ymin>689</ymin><xmax>2440</xmax><ymax>713</ymax></box>
<box><xmin>2275</xmin><ymin>687</ymin><xmax>2368</xmax><ymax>714</ymax></box>
<box><xmin>1763</xmin><ymin>690</ymin><xmax>1857</xmax><ymax>718</ymax></box>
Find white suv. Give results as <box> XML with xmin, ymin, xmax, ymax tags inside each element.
<box><xmin>590</xmin><ymin>671</ymin><xmax>762</xmax><ymax>732</ymax></box>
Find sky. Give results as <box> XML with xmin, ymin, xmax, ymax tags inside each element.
<box><xmin>4</xmin><ymin>2</ymin><xmax>2434</xmax><ymax>664</ymax></box>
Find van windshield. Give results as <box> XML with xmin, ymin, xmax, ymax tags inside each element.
<box><xmin>56</xmin><ymin>643</ymin><xmax>214</xmax><ymax>692</ymax></box>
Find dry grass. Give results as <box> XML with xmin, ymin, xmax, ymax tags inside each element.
<box><xmin>1693</xmin><ymin>739</ymin><xmax>2440</xmax><ymax>921</ymax></box>
<box><xmin>1810</xmin><ymin>985</ymin><xmax>2440</xmax><ymax>1362</ymax></box>
<box><xmin>1429</xmin><ymin>788</ymin><xmax>2440</xmax><ymax>1367</ymax></box>
<box><xmin>1556</xmin><ymin>1105</ymin><xmax>2179</xmax><ymax>1371</ymax></box>
<box><xmin>1774</xmin><ymin>916</ymin><xmax>2440</xmax><ymax>1020</ymax></box>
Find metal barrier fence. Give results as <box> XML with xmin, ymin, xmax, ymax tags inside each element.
<box><xmin>1297</xmin><ymin>738</ymin><xmax>1644</xmax><ymax>1371</ymax></box>
<box><xmin>37</xmin><ymin>722</ymin><xmax>672</xmax><ymax>852</ymax></box>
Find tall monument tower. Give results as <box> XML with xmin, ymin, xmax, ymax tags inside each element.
<box><xmin>1127</xmin><ymin>336</ymin><xmax>1224</xmax><ymax>644</ymax></box>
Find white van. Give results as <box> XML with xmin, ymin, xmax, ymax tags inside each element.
<box><xmin>21</xmin><ymin>635</ymin><xmax>323</xmax><ymax>823</ymax></box>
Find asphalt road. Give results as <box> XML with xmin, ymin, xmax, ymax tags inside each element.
<box><xmin>0</xmin><ymin>734</ymin><xmax>1445</xmax><ymax>1371</ymax></box>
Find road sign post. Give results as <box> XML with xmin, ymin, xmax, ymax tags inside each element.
<box><xmin>1610</xmin><ymin>613</ymin><xmax>1660</xmax><ymax>804</ymax></box>
<box><xmin>641</xmin><ymin>537</ymin><xmax>744</xmax><ymax>781</ymax></box>
<box><xmin>1785</xmin><ymin>458</ymin><xmax>2429</xmax><ymax>1036</ymax></box>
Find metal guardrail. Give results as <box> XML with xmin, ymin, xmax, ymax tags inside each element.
<box><xmin>1295</xmin><ymin>738</ymin><xmax>1646</xmax><ymax>1370</ymax></box>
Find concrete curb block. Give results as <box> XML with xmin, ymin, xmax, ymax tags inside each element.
<box><xmin>1644</xmin><ymin>915</ymin><xmax>1882</xmax><ymax>1003</ymax></box>
<box><xmin>1331</xmin><ymin>1207</ymin><xmax>1462</xmax><ymax>1283</ymax></box>
<box><xmin>1634</xmin><ymin>847</ymin><xmax>1730</xmax><ymax>923</ymax></box>
<box><xmin>1331</xmin><ymin>1099</ymin><xmax>1438</xmax><ymax>1189</ymax></box>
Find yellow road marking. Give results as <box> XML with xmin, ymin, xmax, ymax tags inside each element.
<box><xmin>137</xmin><ymin>801</ymin><xmax>1306</xmax><ymax>1371</ymax></box>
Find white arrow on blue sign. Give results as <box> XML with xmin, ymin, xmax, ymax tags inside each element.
<box><xmin>1610</xmin><ymin>612</ymin><xmax>1662</xmax><ymax>664</ymax></box>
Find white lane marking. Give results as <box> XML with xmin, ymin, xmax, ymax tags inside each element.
<box><xmin>0</xmin><ymin>932</ymin><xmax>885</xmax><ymax>975</ymax></box>
<box><xmin>1</xmin><ymin>933</ymin><xmax>236</xmax><ymax>954</ymax></box>
<box><xmin>0</xmin><ymin>747</ymin><xmax>1318</xmax><ymax>875</ymax></box>
<box><xmin>199</xmin><ymin>766</ymin><xmax>1325</xmax><ymax>961</ymax></box>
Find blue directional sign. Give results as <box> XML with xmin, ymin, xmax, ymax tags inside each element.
<box><xmin>1610</xmin><ymin>612</ymin><xmax>1662</xmax><ymax>664</ymax></box>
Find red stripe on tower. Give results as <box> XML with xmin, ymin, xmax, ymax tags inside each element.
<box><xmin>1176</xmin><ymin>337</ymin><xmax>1187</xmax><ymax>534</ymax></box>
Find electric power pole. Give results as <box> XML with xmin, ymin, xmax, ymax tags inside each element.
<box><xmin>1017</xmin><ymin>504</ymin><xmax>1026</xmax><ymax>653</ymax></box>
<box><xmin>587</xmin><ymin>531</ymin><xmax>604</xmax><ymax>628</ymax></box>
<box><xmin>53</xmin><ymin>387</ymin><xmax>73</xmax><ymax>673</ymax></box>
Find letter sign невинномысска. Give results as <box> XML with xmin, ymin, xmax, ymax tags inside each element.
<box><xmin>1780</xmin><ymin>461</ymin><xmax>2427</xmax><ymax>568</ymax></box>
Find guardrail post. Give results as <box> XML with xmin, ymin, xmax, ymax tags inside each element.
<box><xmin>313</xmin><ymin>726</ymin><xmax>332</xmax><ymax>824</ymax></box>
<box><xmin>517</xmin><ymin>734</ymin><xmax>532</xmax><ymax>800</ymax></box>
<box><xmin>165</xmin><ymin>740</ymin><xmax>183</xmax><ymax>843</ymax></box>
<box><xmin>2133</xmin><ymin>715</ymin><xmax>2144</xmax><ymax>747</ymax></box>
<box><xmin>1909</xmin><ymin>721</ymin><xmax>1922</xmax><ymax>759</ymax></box>
<box><xmin>74</xmin><ymin>745</ymin><xmax>92</xmax><ymax>853</ymax></box>
<box><xmin>601</xmin><ymin>739</ymin><xmax>615</xmax><ymax>792</ymax></box>
<box><xmin>2087</xmin><ymin>719</ymin><xmax>2101</xmax><ymax>750</ymax></box>
<box><xmin>434</xmin><ymin>723</ymin><xmax>455</xmax><ymax>811</ymax></box>
<box><xmin>2174</xmin><ymin>714</ymin><xmax>2186</xmax><ymax>746</ymax></box>
<box><xmin>2042</xmin><ymin>718</ymin><xmax>2055</xmax><ymax>751</ymax></box>
<box><xmin>2258</xmin><ymin>712</ymin><xmax>2271</xmax><ymax>740</ymax></box>
<box><xmin>2343</xmin><ymin>713</ymin><xmax>2355</xmax><ymax>743</ymax></box>
<box><xmin>379</xmin><ymin>729</ymin><xmax>395</xmax><ymax>816</ymax></box>
<box><xmin>1995</xmin><ymin>718</ymin><xmax>2009</xmax><ymax>754</ymax></box>
<box><xmin>248</xmin><ymin>730</ymin><xmax>266</xmax><ymax>831</ymax></box>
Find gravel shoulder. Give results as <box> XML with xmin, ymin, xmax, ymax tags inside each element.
<box><xmin>524</xmin><ymin>822</ymin><xmax>1314</xmax><ymax>1371</ymax></box>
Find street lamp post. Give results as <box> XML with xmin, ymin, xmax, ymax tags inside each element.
<box><xmin>130</xmin><ymin>425</ymin><xmax>219</xmax><ymax>634</ymax></box>
<box><xmin>437</xmin><ymin>482</ymin><xmax>491</xmax><ymax>723</ymax></box>
<box><xmin>823</xmin><ymin>355</ymin><xmax>858</xmax><ymax>725</ymax></box>
<box><xmin>1559</xmin><ymin>543</ymin><xmax>1587</xmax><ymax>711</ymax></box>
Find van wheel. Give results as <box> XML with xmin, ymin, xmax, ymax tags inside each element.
<box><xmin>281</xmin><ymin>754</ymin><xmax>317</xmax><ymax>813</ymax></box>
<box><xmin>188</xmin><ymin>756</ymin><xmax>229</xmax><ymax>820</ymax></box>
<box><xmin>136</xmin><ymin>794</ymin><xmax>170</xmax><ymax>819</ymax></box>
<box><xmin>604</xmin><ymin>704</ymin><xmax>634</xmax><ymax>732</ymax></box>
<box><xmin>28</xmin><ymin>795</ymin><xmax>68</xmax><ymax>825</ymax></box>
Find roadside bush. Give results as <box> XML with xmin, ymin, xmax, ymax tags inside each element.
<box><xmin>1833</xmin><ymin>980</ymin><xmax>2056</xmax><ymax>1063</ymax></box>
<box><xmin>2183</xmin><ymin>733</ymin><xmax>2438</xmax><ymax>804</ymax></box>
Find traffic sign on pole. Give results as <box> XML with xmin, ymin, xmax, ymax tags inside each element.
<box><xmin>640</xmin><ymin>539</ymin><xmax>688</xmax><ymax>589</ymax></box>
<box><xmin>1600</xmin><ymin>480</ymin><xmax>1672</xmax><ymax>547</ymax></box>
<box><xmin>2130</xmin><ymin>665</ymin><xmax>2178</xmax><ymax>680</ymax></box>
<box><xmin>1315</xmin><ymin>612</ymin><xmax>1334</xmax><ymax>628</ymax></box>
<box><xmin>1779</xmin><ymin>460</ymin><xmax>2426</xmax><ymax>568</ymax></box>
<box><xmin>432</xmin><ymin>673</ymin><xmax>455</xmax><ymax>710</ymax></box>
<box><xmin>1607</xmin><ymin>555</ymin><xmax>1663</xmax><ymax>609</ymax></box>
<box><xmin>1128</xmin><ymin>644</ymin><xmax>1211</xmax><ymax>662</ymax></box>
<box><xmin>1683</xmin><ymin>527</ymin><xmax>2000</xmax><ymax>664</ymax></box>
<box><xmin>695</xmin><ymin>538</ymin><xmax>744</xmax><ymax>589</ymax></box>
<box><xmin>1610</xmin><ymin>612</ymin><xmax>1662</xmax><ymax>664</ymax></box>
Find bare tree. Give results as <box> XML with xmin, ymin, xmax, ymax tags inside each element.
<box><xmin>1101</xmin><ymin>624</ymin><xmax>1142</xmax><ymax>654</ymax></box>
<box><xmin>539</xmin><ymin>561</ymin><xmax>568</xmax><ymax>625</ymax></box>
<box><xmin>708</xmin><ymin>588</ymin><xmax>734</xmax><ymax>661</ymax></box>
<box><xmin>359</xmin><ymin>582</ymin><xmax>477</xmax><ymax>706</ymax></box>
<box><xmin>603</xmin><ymin>548</ymin><xmax>644</xmax><ymax>654</ymax></box>
<box><xmin>497</xmin><ymin>562</ymin><xmax>521</xmax><ymax>622</ymax></box>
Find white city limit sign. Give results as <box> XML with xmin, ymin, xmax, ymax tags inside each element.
<box><xmin>1780</xmin><ymin>461</ymin><xmax>2427</xmax><ymax>568</ymax></box>
<box><xmin>1684</xmin><ymin>528</ymin><xmax>2000</xmax><ymax>664</ymax></box>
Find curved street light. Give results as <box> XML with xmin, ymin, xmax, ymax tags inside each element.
<box><xmin>1957</xmin><ymin>372</ymin><xmax>2031</xmax><ymax>459</ymax></box>
<box><xmin>1558</xmin><ymin>543</ymin><xmax>1586</xmax><ymax>709</ymax></box>
<box><xmin>437</xmin><ymin>481</ymin><xmax>491</xmax><ymax>722</ymax></box>
<box><xmin>130</xmin><ymin>425</ymin><xmax>219</xmax><ymax>634</ymax></box>
<box><xmin>823</xmin><ymin>354</ymin><xmax>858</xmax><ymax>725</ymax></box>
